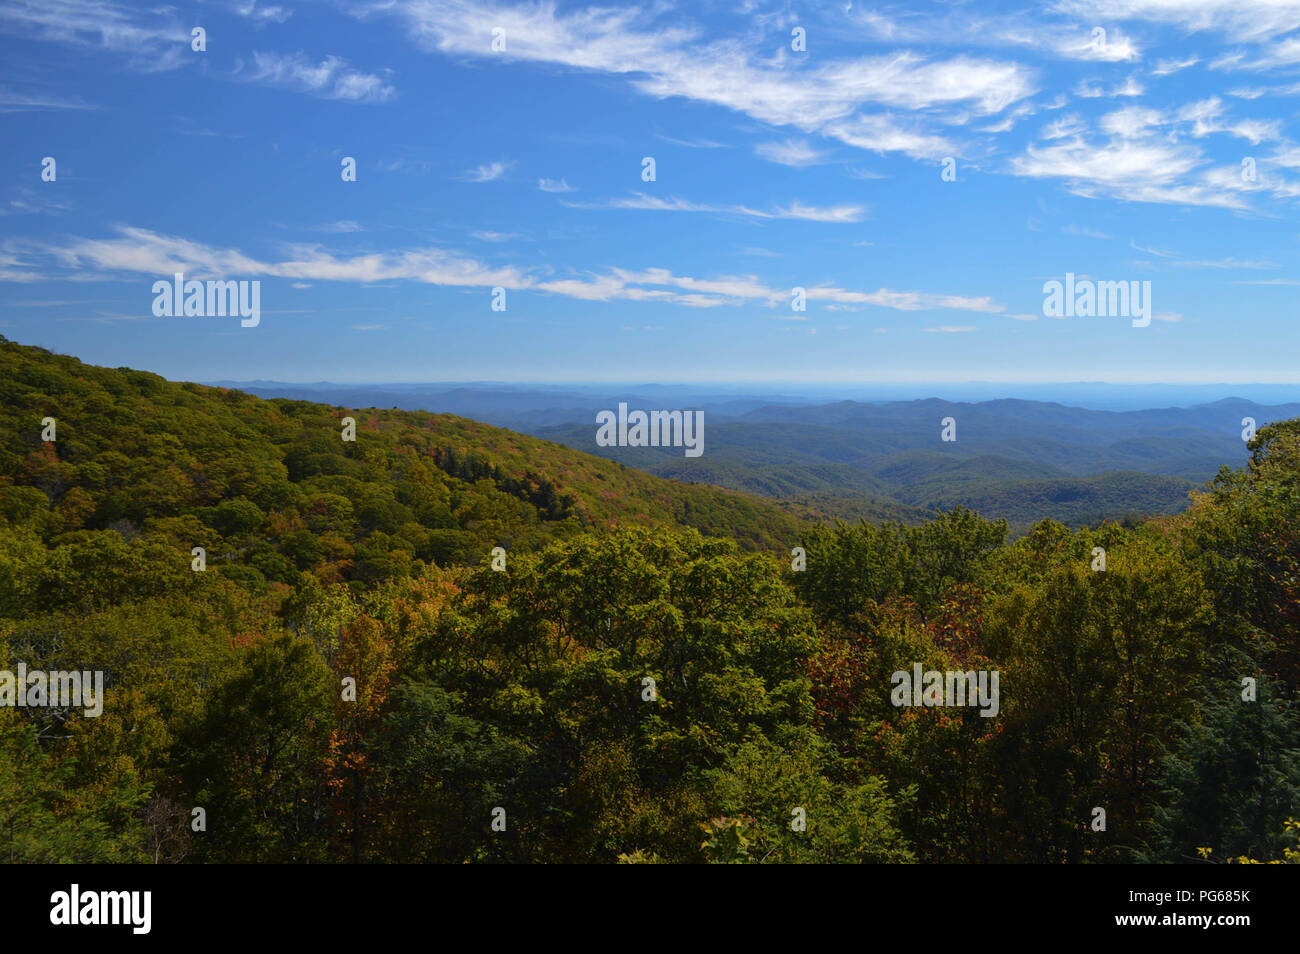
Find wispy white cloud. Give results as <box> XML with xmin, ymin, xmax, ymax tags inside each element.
<box><xmin>1131</xmin><ymin>239</ymin><xmax>1279</xmax><ymax>269</ymax></box>
<box><xmin>820</xmin><ymin>113</ymin><xmax>957</xmax><ymax>159</ymax></box>
<box><xmin>1012</xmin><ymin>135</ymin><xmax>1242</xmax><ymax>207</ymax></box>
<box><xmin>377</xmin><ymin>157</ymin><xmax>432</xmax><ymax>175</ymax></box>
<box><xmin>1054</xmin><ymin>27</ymin><xmax>1140</xmax><ymax>62</ymax></box>
<box><xmin>847</xmin><ymin>7</ymin><xmax>1139</xmax><ymax>64</ymax></box>
<box><xmin>656</xmin><ymin>134</ymin><xmax>728</xmax><ymax>148</ymax></box>
<box><xmin>1099</xmin><ymin>105</ymin><xmax>1165</xmax><ymax>138</ymax></box>
<box><xmin>1131</xmin><ymin>240</ymin><xmax>1177</xmax><ymax>258</ymax></box>
<box><xmin>1012</xmin><ymin>96</ymin><xmax>1293</xmax><ymax>208</ymax></box>
<box><xmin>1076</xmin><ymin>74</ymin><xmax>1145</xmax><ymax>98</ymax></box>
<box><xmin>1176</xmin><ymin>97</ymin><xmax>1282</xmax><ymax>143</ymax></box>
<box><xmin>0</xmin><ymin>0</ymin><xmax>192</xmax><ymax>71</ymax></box>
<box><xmin>1151</xmin><ymin>56</ymin><xmax>1199</xmax><ymax>76</ymax></box>
<box><xmin>0</xmin><ymin>86</ymin><xmax>97</xmax><ymax>112</ymax></box>
<box><xmin>806</xmin><ymin>287</ymin><xmax>1002</xmax><ymax>312</ymax></box>
<box><xmin>1054</xmin><ymin>0</ymin><xmax>1300</xmax><ymax>43</ymax></box>
<box><xmin>1042</xmin><ymin>113</ymin><xmax>1088</xmax><ymax>139</ymax></box>
<box><xmin>234</xmin><ymin>1</ymin><xmax>293</xmax><ymax>24</ymax></box>
<box><xmin>754</xmin><ymin>139</ymin><xmax>828</xmax><ymax>167</ymax></box>
<box><xmin>0</xmin><ymin>188</ymin><xmax>74</xmax><ymax>216</ymax></box>
<box><xmin>356</xmin><ymin>0</ymin><xmax>1035</xmax><ymax>160</ymax></box>
<box><xmin>239</xmin><ymin>52</ymin><xmax>395</xmax><ymax>102</ymax></box>
<box><xmin>568</xmin><ymin>192</ymin><xmax>867</xmax><ymax>222</ymax></box>
<box><xmin>3</xmin><ymin>225</ymin><xmax>1004</xmax><ymax>315</ymax></box>
<box><xmin>538</xmin><ymin>177</ymin><xmax>575</xmax><ymax>193</ymax></box>
<box><xmin>462</xmin><ymin>160</ymin><xmax>510</xmax><ymax>182</ymax></box>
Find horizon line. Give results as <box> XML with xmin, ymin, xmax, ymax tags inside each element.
<box><xmin>201</xmin><ymin>378</ymin><xmax>1300</xmax><ymax>388</ymax></box>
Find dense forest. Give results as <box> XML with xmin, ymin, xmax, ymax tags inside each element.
<box><xmin>1</xmin><ymin>335</ymin><xmax>1297</xmax><ymax>863</ymax></box>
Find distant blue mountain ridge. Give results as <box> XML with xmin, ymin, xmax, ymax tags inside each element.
<box><xmin>211</xmin><ymin>381</ymin><xmax>1300</xmax><ymax>532</ymax></box>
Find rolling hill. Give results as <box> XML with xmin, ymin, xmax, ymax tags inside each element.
<box><xmin>0</xmin><ymin>337</ymin><xmax>808</xmax><ymax>567</ymax></box>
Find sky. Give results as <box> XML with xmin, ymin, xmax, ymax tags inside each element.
<box><xmin>1</xmin><ymin>0</ymin><xmax>1299</xmax><ymax>386</ymax></box>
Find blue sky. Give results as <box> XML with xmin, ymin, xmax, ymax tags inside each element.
<box><xmin>1</xmin><ymin>0</ymin><xmax>1299</xmax><ymax>385</ymax></box>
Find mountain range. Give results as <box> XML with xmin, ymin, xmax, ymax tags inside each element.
<box><xmin>214</xmin><ymin>381</ymin><xmax>1300</xmax><ymax>532</ymax></box>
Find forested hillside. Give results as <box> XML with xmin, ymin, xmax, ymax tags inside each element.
<box><xmin>0</xmin><ymin>337</ymin><xmax>805</xmax><ymax>565</ymax></box>
<box><xmin>1</xmin><ymin>337</ymin><xmax>1297</xmax><ymax>863</ymax></box>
